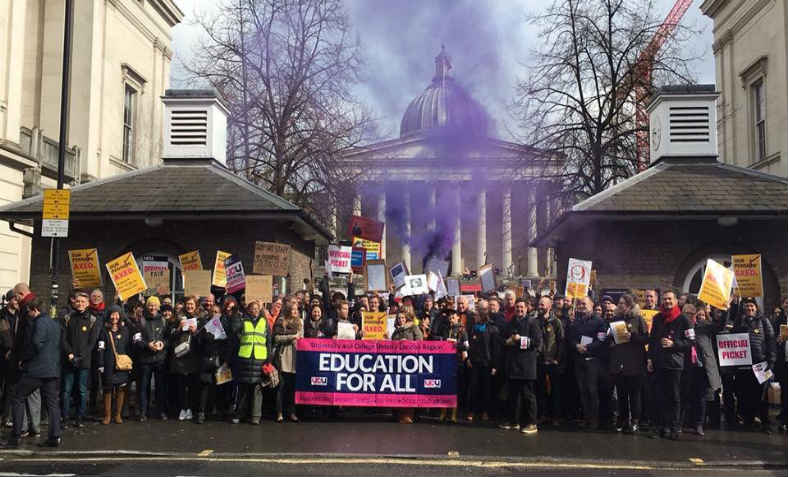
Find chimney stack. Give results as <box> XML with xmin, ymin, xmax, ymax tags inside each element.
<box><xmin>647</xmin><ymin>84</ymin><xmax>719</xmax><ymax>161</ymax></box>
<box><xmin>162</xmin><ymin>89</ymin><xmax>229</xmax><ymax>165</ymax></box>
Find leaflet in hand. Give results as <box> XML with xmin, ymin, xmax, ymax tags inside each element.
<box><xmin>580</xmin><ymin>336</ymin><xmax>593</xmax><ymax>347</ymax></box>
<box><xmin>609</xmin><ymin>321</ymin><xmax>630</xmax><ymax>345</ymax></box>
<box><xmin>337</xmin><ymin>321</ymin><xmax>356</xmax><ymax>340</ymax></box>
<box><xmin>205</xmin><ymin>317</ymin><xmax>227</xmax><ymax>340</ymax></box>
<box><xmin>752</xmin><ymin>361</ymin><xmax>774</xmax><ymax>384</ymax></box>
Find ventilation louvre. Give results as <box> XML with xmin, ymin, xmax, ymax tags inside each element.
<box><xmin>669</xmin><ymin>106</ymin><xmax>710</xmax><ymax>143</ymax></box>
<box><xmin>170</xmin><ymin>109</ymin><xmax>208</xmax><ymax>146</ymax></box>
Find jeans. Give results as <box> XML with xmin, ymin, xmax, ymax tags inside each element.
<box><xmin>615</xmin><ymin>374</ymin><xmax>643</xmax><ymax>423</ymax></box>
<box><xmin>656</xmin><ymin>368</ymin><xmax>682</xmax><ymax>432</ymax></box>
<box><xmin>575</xmin><ymin>357</ymin><xmax>601</xmax><ymax>423</ymax></box>
<box><xmin>61</xmin><ymin>367</ymin><xmax>89</xmax><ymax>419</ymax></box>
<box><xmin>175</xmin><ymin>373</ymin><xmax>198</xmax><ymax>411</ymax></box>
<box><xmin>139</xmin><ymin>363</ymin><xmax>167</xmax><ymax>417</ymax></box>
<box><xmin>11</xmin><ymin>376</ymin><xmax>59</xmax><ymax>441</ymax></box>
<box><xmin>507</xmin><ymin>378</ymin><xmax>537</xmax><ymax>427</ymax></box>
<box><xmin>537</xmin><ymin>362</ymin><xmax>562</xmax><ymax>420</ymax></box>
<box><xmin>235</xmin><ymin>383</ymin><xmax>263</xmax><ymax>420</ymax></box>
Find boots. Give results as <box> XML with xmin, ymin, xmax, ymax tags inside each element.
<box><xmin>449</xmin><ymin>407</ymin><xmax>458</xmax><ymax>423</ymax></box>
<box><xmin>114</xmin><ymin>388</ymin><xmax>126</xmax><ymax>424</ymax></box>
<box><xmin>102</xmin><ymin>392</ymin><xmax>112</xmax><ymax>425</ymax></box>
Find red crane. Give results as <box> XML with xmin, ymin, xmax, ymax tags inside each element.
<box><xmin>634</xmin><ymin>0</ymin><xmax>693</xmax><ymax>171</ymax></box>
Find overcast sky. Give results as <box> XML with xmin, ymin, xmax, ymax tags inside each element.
<box><xmin>170</xmin><ymin>0</ymin><xmax>715</xmax><ymax>141</ymax></box>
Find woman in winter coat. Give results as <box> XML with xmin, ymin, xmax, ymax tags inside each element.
<box><xmin>98</xmin><ymin>305</ymin><xmax>131</xmax><ymax>425</ymax></box>
<box><xmin>391</xmin><ymin>310</ymin><xmax>423</xmax><ymax>424</ymax></box>
<box><xmin>439</xmin><ymin>309</ymin><xmax>468</xmax><ymax>423</ymax></box>
<box><xmin>273</xmin><ymin>299</ymin><xmax>303</xmax><ymax>422</ymax></box>
<box><xmin>682</xmin><ymin>303</ymin><xmax>722</xmax><ymax>436</ymax></box>
<box><xmin>466</xmin><ymin>300</ymin><xmax>501</xmax><ymax>422</ymax></box>
<box><xmin>231</xmin><ymin>300</ymin><xmax>272</xmax><ymax>424</ymax></box>
<box><xmin>608</xmin><ymin>294</ymin><xmax>649</xmax><ymax>433</ymax></box>
<box><xmin>169</xmin><ymin>295</ymin><xmax>202</xmax><ymax>422</ymax></box>
<box><xmin>195</xmin><ymin>303</ymin><xmax>232</xmax><ymax>424</ymax></box>
<box><xmin>304</xmin><ymin>305</ymin><xmax>331</xmax><ymax>338</ymax></box>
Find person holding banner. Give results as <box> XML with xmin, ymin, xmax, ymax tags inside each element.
<box><xmin>608</xmin><ymin>294</ymin><xmax>648</xmax><ymax>434</ymax></box>
<box><xmin>231</xmin><ymin>300</ymin><xmax>271</xmax><ymax>425</ymax></box>
<box><xmin>391</xmin><ymin>310</ymin><xmax>423</xmax><ymax>424</ymax></box>
<box><xmin>439</xmin><ymin>309</ymin><xmax>467</xmax><ymax>424</ymax></box>
<box><xmin>273</xmin><ymin>300</ymin><xmax>303</xmax><ymax>423</ymax></box>
<box><xmin>304</xmin><ymin>305</ymin><xmax>332</xmax><ymax>339</ymax></box>
<box><xmin>648</xmin><ymin>291</ymin><xmax>692</xmax><ymax>440</ymax></box>
<box><xmin>733</xmin><ymin>297</ymin><xmax>776</xmax><ymax>433</ymax></box>
<box><xmin>500</xmin><ymin>298</ymin><xmax>543</xmax><ymax>435</ymax></box>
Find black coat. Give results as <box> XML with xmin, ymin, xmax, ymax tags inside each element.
<box><xmin>648</xmin><ymin>311</ymin><xmax>691</xmax><ymax>370</ymax></box>
<box><xmin>304</xmin><ymin>317</ymin><xmax>333</xmax><ymax>338</ymax></box>
<box><xmin>19</xmin><ymin>314</ymin><xmax>61</xmax><ymax>379</ymax></box>
<box><xmin>503</xmin><ymin>315</ymin><xmax>543</xmax><ymax>380</ymax></box>
<box><xmin>608</xmin><ymin>311</ymin><xmax>649</xmax><ymax>376</ymax></box>
<box><xmin>168</xmin><ymin>313</ymin><xmax>202</xmax><ymax>376</ymax></box>
<box><xmin>566</xmin><ymin>312</ymin><xmax>608</xmax><ymax>360</ymax></box>
<box><xmin>692</xmin><ymin>318</ymin><xmax>722</xmax><ymax>392</ymax></box>
<box><xmin>99</xmin><ymin>325</ymin><xmax>130</xmax><ymax>387</ymax></box>
<box><xmin>196</xmin><ymin>315</ymin><xmax>232</xmax><ymax>383</ymax></box>
<box><xmin>468</xmin><ymin>321</ymin><xmax>502</xmax><ymax>368</ymax></box>
<box><xmin>733</xmin><ymin>314</ymin><xmax>776</xmax><ymax>369</ymax></box>
<box><xmin>60</xmin><ymin>309</ymin><xmax>100</xmax><ymax>369</ymax></box>
<box><xmin>135</xmin><ymin>313</ymin><xmax>168</xmax><ymax>366</ymax></box>
<box><xmin>773</xmin><ymin>311</ymin><xmax>787</xmax><ymax>380</ymax></box>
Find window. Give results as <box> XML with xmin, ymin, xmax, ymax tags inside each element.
<box><xmin>123</xmin><ymin>84</ymin><xmax>136</xmax><ymax>163</ymax></box>
<box><xmin>751</xmin><ymin>79</ymin><xmax>766</xmax><ymax>162</ymax></box>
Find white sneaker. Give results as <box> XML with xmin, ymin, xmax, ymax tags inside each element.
<box><xmin>185</xmin><ymin>409</ymin><xmax>193</xmax><ymax>420</ymax></box>
<box><xmin>178</xmin><ymin>409</ymin><xmax>187</xmax><ymax>421</ymax></box>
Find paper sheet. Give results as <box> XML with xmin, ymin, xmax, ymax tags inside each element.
<box><xmin>337</xmin><ymin>321</ymin><xmax>356</xmax><ymax>340</ymax></box>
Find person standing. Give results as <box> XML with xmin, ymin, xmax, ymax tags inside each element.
<box><xmin>684</xmin><ymin>304</ymin><xmax>722</xmax><ymax>436</ymax></box>
<box><xmin>733</xmin><ymin>297</ymin><xmax>776</xmax><ymax>433</ymax></box>
<box><xmin>648</xmin><ymin>291</ymin><xmax>691</xmax><ymax>440</ymax></box>
<box><xmin>3</xmin><ymin>296</ymin><xmax>61</xmax><ymax>448</ymax></box>
<box><xmin>566</xmin><ymin>297</ymin><xmax>608</xmax><ymax>430</ymax></box>
<box><xmin>135</xmin><ymin>296</ymin><xmax>168</xmax><ymax>422</ymax></box>
<box><xmin>608</xmin><ymin>294</ymin><xmax>648</xmax><ymax>433</ymax></box>
<box><xmin>60</xmin><ymin>291</ymin><xmax>99</xmax><ymax>428</ymax></box>
<box><xmin>466</xmin><ymin>299</ymin><xmax>501</xmax><ymax>423</ymax></box>
<box><xmin>98</xmin><ymin>305</ymin><xmax>131</xmax><ymax>425</ymax></box>
<box><xmin>535</xmin><ymin>296</ymin><xmax>564</xmax><ymax>427</ymax></box>
<box><xmin>232</xmin><ymin>300</ymin><xmax>271</xmax><ymax>424</ymax></box>
<box><xmin>500</xmin><ymin>298</ymin><xmax>543</xmax><ymax>435</ymax></box>
<box><xmin>170</xmin><ymin>296</ymin><xmax>201</xmax><ymax>422</ymax></box>
<box><xmin>273</xmin><ymin>300</ymin><xmax>303</xmax><ymax>423</ymax></box>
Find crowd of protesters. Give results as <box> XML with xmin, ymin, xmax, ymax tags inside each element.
<box><xmin>0</xmin><ymin>274</ymin><xmax>785</xmax><ymax>447</ymax></box>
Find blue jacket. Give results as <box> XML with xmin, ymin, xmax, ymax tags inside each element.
<box><xmin>20</xmin><ymin>313</ymin><xmax>61</xmax><ymax>378</ymax></box>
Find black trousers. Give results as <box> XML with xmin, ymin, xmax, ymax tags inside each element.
<box><xmin>507</xmin><ymin>378</ymin><xmax>537</xmax><ymax>427</ymax></box>
<box><xmin>467</xmin><ymin>364</ymin><xmax>493</xmax><ymax>415</ymax></box>
<box><xmin>276</xmin><ymin>372</ymin><xmax>296</xmax><ymax>417</ymax></box>
<box><xmin>735</xmin><ymin>369</ymin><xmax>769</xmax><ymax>425</ymax></box>
<box><xmin>175</xmin><ymin>373</ymin><xmax>198</xmax><ymax>411</ymax></box>
<box><xmin>575</xmin><ymin>357</ymin><xmax>601</xmax><ymax>422</ymax></box>
<box><xmin>656</xmin><ymin>368</ymin><xmax>682</xmax><ymax>432</ymax></box>
<box><xmin>11</xmin><ymin>375</ymin><xmax>60</xmax><ymax>441</ymax></box>
<box><xmin>536</xmin><ymin>362</ymin><xmax>561</xmax><ymax>420</ymax></box>
<box><xmin>615</xmin><ymin>374</ymin><xmax>643</xmax><ymax>423</ymax></box>
<box><xmin>561</xmin><ymin>357</ymin><xmax>581</xmax><ymax>421</ymax></box>
<box><xmin>721</xmin><ymin>372</ymin><xmax>738</xmax><ymax>426</ymax></box>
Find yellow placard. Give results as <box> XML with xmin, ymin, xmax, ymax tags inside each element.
<box><xmin>42</xmin><ymin>189</ymin><xmax>70</xmax><ymax>219</ymax></box>
<box><xmin>183</xmin><ymin>270</ymin><xmax>212</xmax><ymax>298</ymax></box>
<box><xmin>732</xmin><ymin>254</ymin><xmax>763</xmax><ymax>298</ymax></box>
<box><xmin>179</xmin><ymin>250</ymin><xmax>203</xmax><ymax>272</ymax></box>
<box><xmin>641</xmin><ymin>309</ymin><xmax>658</xmax><ymax>333</ymax></box>
<box><xmin>698</xmin><ymin>259</ymin><xmax>734</xmax><ymax>310</ymax></box>
<box><xmin>362</xmin><ymin>311</ymin><xmax>387</xmax><ymax>340</ymax></box>
<box><xmin>68</xmin><ymin>248</ymin><xmax>102</xmax><ymax>288</ymax></box>
<box><xmin>779</xmin><ymin>324</ymin><xmax>788</xmax><ymax>342</ymax></box>
<box><xmin>105</xmin><ymin>252</ymin><xmax>147</xmax><ymax>302</ymax></box>
<box><xmin>212</xmin><ymin>250</ymin><xmax>231</xmax><ymax>288</ymax></box>
<box><xmin>566</xmin><ymin>282</ymin><xmax>587</xmax><ymax>300</ymax></box>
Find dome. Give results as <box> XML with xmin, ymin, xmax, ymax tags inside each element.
<box><xmin>400</xmin><ymin>46</ymin><xmax>489</xmax><ymax>138</ymax></box>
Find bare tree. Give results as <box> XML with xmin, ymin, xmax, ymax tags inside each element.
<box><xmin>185</xmin><ymin>0</ymin><xmax>374</xmax><ymax>224</ymax></box>
<box><xmin>514</xmin><ymin>0</ymin><xmax>700</xmax><ymax>200</ymax></box>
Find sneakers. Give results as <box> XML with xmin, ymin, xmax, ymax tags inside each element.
<box><xmin>694</xmin><ymin>425</ymin><xmax>705</xmax><ymax>437</ymax></box>
<box><xmin>231</xmin><ymin>417</ymin><xmax>240</xmax><ymax>424</ymax></box>
<box><xmin>498</xmin><ymin>422</ymin><xmax>520</xmax><ymax>431</ymax></box>
<box><xmin>178</xmin><ymin>409</ymin><xmax>187</xmax><ymax>421</ymax></box>
<box><xmin>185</xmin><ymin>409</ymin><xmax>193</xmax><ymax>420</ymax></box>
<box><xmin>38</xmin><ymin>437</ymin><xmax>62</xmax><ymax>448</ymax></box>
<box><xmin>520</xmin><ymin>424</ymin><xmax>538</xmax><ymax>435</ymax></box>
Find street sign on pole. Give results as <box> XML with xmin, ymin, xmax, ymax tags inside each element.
<box><xmin>42</xmin><ymin>188</ymin><xmax>70</xmax><ymax>237</ymax></box>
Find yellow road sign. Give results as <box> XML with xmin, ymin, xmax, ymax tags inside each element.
<box><xmin>42</xmin><ymin>189</ymin><xmax>71</xmax><ymax>219</ymax></box>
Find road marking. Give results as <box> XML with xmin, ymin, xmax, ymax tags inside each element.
<box><xmin>689</xmin><ymin>458</ymin><xmax>704</xmax><ymax>465</ymax></box>
<box><xmin>198</xmin><ymin>449</ymin><xmax>214</xmax><ymax>457</ymax></box>
<box><xmin>1</xmin><ymin>456</ymin><xmax>656</xmax><ymax>471</ymax></box>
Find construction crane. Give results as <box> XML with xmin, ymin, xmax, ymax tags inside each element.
<box><xmin>634</xmin><ymin>0</ymin><xmax>693</xmax><ymax>170</ymax></box>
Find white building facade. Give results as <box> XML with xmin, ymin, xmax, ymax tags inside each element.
<box><xmin>0</xmin><ymin>0</ymin><xmax>182</xmax><ymax>292</ymax></box>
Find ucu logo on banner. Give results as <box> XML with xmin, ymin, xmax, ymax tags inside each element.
<box><xmin>311</xmin><ymin>376</ymin><xmax>328</xmax><ymax>386</ymax></box>
<box><xmin>424</xmin><ymin>379</ymin><xmax>441</xmax><ymax>389</ymax></box>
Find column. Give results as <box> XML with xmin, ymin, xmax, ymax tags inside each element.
<box><xmin>329</xmin><ymin>202</ymin><xmax>337</xmax><ymax>239</ymax></box>
<box><xmin>502</xmin><ymin>184</ymin><xmax>512</xmax><ymax>276</ymax></box>
<box><xmin>377</xmin><ymin>190</ymin><xmax>386</xmax><ymax>261</ymax></box>
<box><xmin>402</xmin><ymin>189</ymin><xmax>412</xmax><ymax>271</ymax></box>
<box><xmin>476</xmin><ymin>188</ymin><xmax>486</xmax><ymax>269</ymax></box>
<box><xmin>451</xmin><ymin>186</ymin><xmax>462</xmax><ymax>275</ymax></box>
<box><xmin>352</xmin><ymin>193</ymin><xmax>362</xmax><ymax>216</ymax></box>
<box><xmin>545</xmin><ymin>195</ymin><xmax>553</xmax><ymax>277</ymax></box>
<box><xmin>527</xmin><ymin>186</ymin><xmax>538</xmax><ymax>277</ymax></box>
<box><xmin>428</xmin><ymin>183</ymin><xmax>436</xmax><ymax>232</ymax></box>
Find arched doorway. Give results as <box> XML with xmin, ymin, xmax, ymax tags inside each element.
<box><xmin>681</xmin><ymin>254</ymin><xmax>731</xmax><ymax>295</ymax></box>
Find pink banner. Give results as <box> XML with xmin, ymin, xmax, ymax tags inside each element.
<box><xmin>297</xmin><ymin>391</ymin><xmax>457</xmax><ymax>408</ymax></box>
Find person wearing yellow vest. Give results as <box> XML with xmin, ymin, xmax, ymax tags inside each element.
<box><xmin>231</xmin><ymin>300</ymin><xmax>271</xmax><ymax>424</ymax></box>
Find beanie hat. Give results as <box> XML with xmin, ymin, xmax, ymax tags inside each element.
<box><xmin>146</xmin><ymin>296</ymin><xmax>161</xmax><ymax>307</ymax></box>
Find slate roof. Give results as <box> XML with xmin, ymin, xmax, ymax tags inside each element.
<box><xmin>532</xmin><ymin>156</ymin><xmax>788</xmax><ymax>247</ymax></box>
<box><xmin>0</xmin><ymin>158</ymin><xmax>331</xmax><ymax>240</ymax></box>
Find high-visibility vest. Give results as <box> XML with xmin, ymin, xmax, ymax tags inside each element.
<box><xmin>238</xmin><ymin>319</ymin><xmax>268</xmax><ymax>360</ymax></box>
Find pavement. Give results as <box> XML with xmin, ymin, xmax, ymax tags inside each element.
<box><xmin>0</xmin><ymin>414</ymin><xmax>786</xmax><ymax>476</ymax></box>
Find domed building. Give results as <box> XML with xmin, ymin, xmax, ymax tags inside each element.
<box><xmin>339</xmin><ymin>47</ymin><xmax>562</xmax><ymax>283</ymax></box>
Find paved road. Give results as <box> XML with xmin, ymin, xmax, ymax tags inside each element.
<box><xmin>0</xmin><ymin>417</ymin><xmax>785</xmax><ymax>476</ymax></box>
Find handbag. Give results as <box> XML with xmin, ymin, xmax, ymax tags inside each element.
<box><xmin>174</xmin><ymin>334</ymin><xmax>191</xmax><ymax>358</ymax></box>
<box><xmin>109</xmin><ymin>331</ymin><xmax>133</xmax><ymax>371</ymax></box>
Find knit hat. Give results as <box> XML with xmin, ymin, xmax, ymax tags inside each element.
<box><xmin>741</xmin><ymin>296</ymin><xmax>758</xmax><ymax>307</ymax></box>
<box><xmin>146</xmin><ymin>296</ymin><xmax>161</xmax><ymax>307</ymax></box>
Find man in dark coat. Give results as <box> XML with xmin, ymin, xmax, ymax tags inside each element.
<box><xmin>499</xmin><ymin>298</ymin><xmax>543</xmax><ymax>435</ymax></box>
<box><xmin>3</xmin><ymin>296</ymin><xmax>62</xmax><ymax>448</ymax></box>
<box><xmin>60</xmin><ymin>291</ymin><xmax>99</xmax><ymax>427</ymax></box>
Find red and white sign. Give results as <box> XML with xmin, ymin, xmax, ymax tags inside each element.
<box><xmin>327</xmin><ymin>245</ymin><xmax>352</xmax><ymax>274</ymax></box>
<box><xmin>716</xmin><ymin>333</ymin><xmax>752</xmax><ymax>366</ymax></box>
<box><xmin>565</xmin><ymin>258</ymin><xmax>592</xmax><ymax>299</ymax></box>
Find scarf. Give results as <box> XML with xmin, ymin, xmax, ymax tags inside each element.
<box><xmin>90</xmin><ymin>301</ymin><xmax>105</xmax><ymax>314</ymax></box>
<box><xmin>661</xmin><ymin>304</ymin><xmax>681</xmax><ymax>324</ymax></box>
<box><xmin>473</xmin><ymin>323</ymin><xmax>487</xmax><ymax>334</ymax></box>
